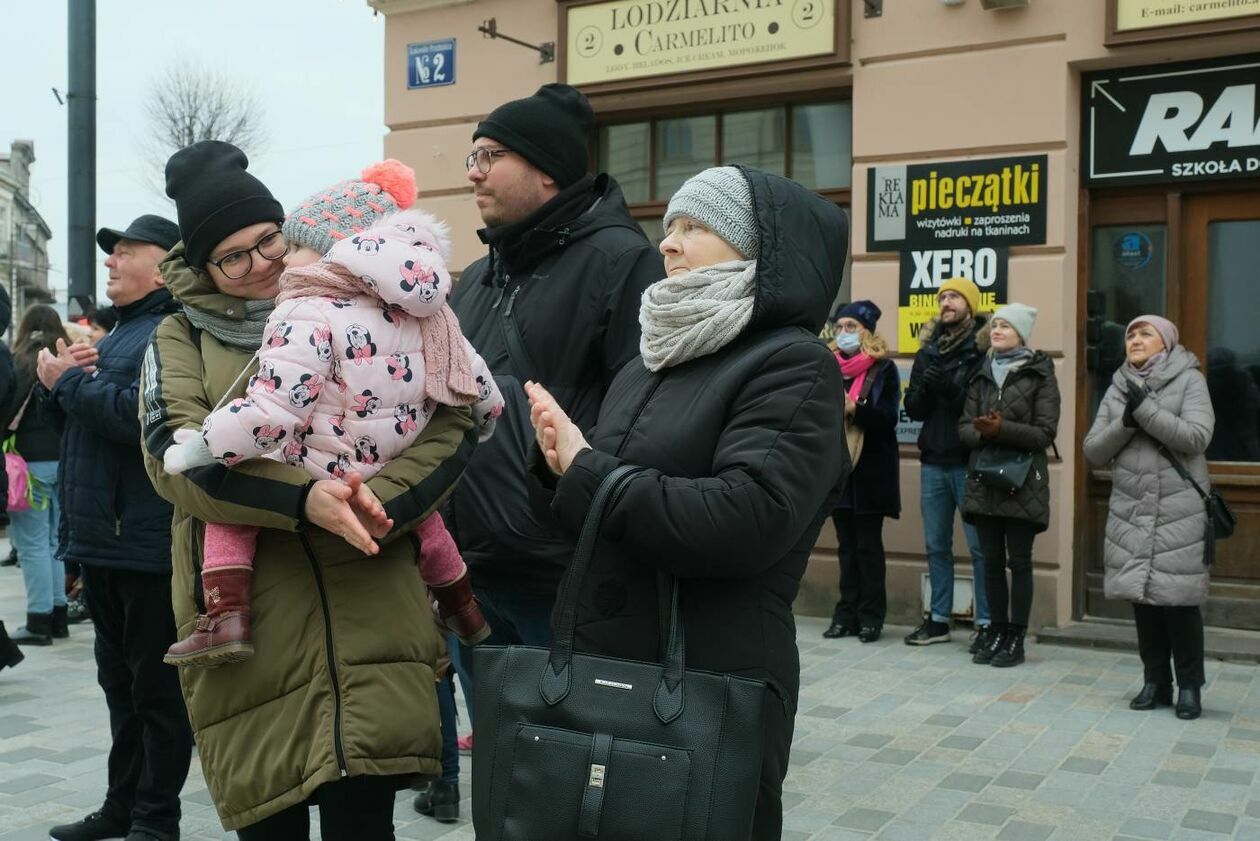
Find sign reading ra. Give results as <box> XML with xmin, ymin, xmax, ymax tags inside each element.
<box><xmin>867</xmin><ymin>155</ymin><xmax>1047</xmax><ymax>253</ymax></box>
<box><xmin>407</xmin><ymin>39</ymin><xmax>456</xmax><ymax>90</ymax></box>
<box><xmin>1083</xmin><ymin>53</ymin><xmax>1260</xmax><ymax>187</ymax></box>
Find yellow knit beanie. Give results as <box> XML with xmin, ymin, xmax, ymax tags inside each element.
<box><xmin>938</xmin><ymin>277</ymin><xmax>981</xmax><ymax>316</ymax></box>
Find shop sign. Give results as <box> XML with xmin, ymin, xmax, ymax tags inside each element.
<box><xmin>866</xmin><ymin>156</ymin><xmax>1047</xmax><ymax>253</ymax></box>
<box><xmin>1082</xmin><ymin>54</ymin><xmax>1260</xmax><ymax>188</ymax></box>
<box><xmin>1114</xmin><ymin>0</ymin><xmax>1260</xmax><ymax>32</ymax></box>
<box><xmin>894</xmin><ymin>360</ymin><xmax>922</xmax><ymax>446</ymax></box>
<box><xmin>897</xmin><ymin>248</ymin><xmax>1008</xmax><ymax>354</ymax></box>
<box><xmin>407</xmin><ymin>39</ymin><xmax>456</xmax><ymax>90</ymax></box>
<box><xmin>563</xmin><ymin>0</ymin><xmax>836</xmax><ymax>87</ymax></box>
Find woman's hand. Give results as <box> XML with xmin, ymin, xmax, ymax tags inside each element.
<box><xmin>525</xmin><ymin>381</ymin><xmax>590</xmax><ymax>476</ymax></box>
<box><xmin>304</xmin><ymin>474</ymin><xmax>381</xmax><ymax>555</ymax></box>
<box><xmin>844</xmin><ymin>393</ymin><xmax>856</xmax><ymax>419</ymax></box>
<box><xmin>348</xmin><ymin>473</ymin><xmax>393</xmax><ymax>540</ymax></box>
<box><xmin>973</xmin><ymin>411</ymin><xmax>1002</xmax><ymax>439</ymax></box>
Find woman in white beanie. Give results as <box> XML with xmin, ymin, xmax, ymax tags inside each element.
<box><xmin>959</xmin><ymin>303</ymin><xmax>1060</xmax><ymax>668</ymax></box>
<box><xmin>524</xmin><ymin>166</ymin><xmax>849</xmax><ymax>840</ymax></box>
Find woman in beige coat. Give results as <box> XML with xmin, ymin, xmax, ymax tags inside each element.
<box><xmin>1084</xmin><ymin>315</ymin><xmax>1214</xmax><ymax>720</ymax></box>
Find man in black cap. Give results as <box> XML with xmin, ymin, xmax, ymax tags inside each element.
<box><xmin>433</xmin><ymin>84</ymin><xmax>662</xmax><ymax>772</ymax></box>
<box><xmin>42</xmin><ymin>215</ymin><xmax>193</xmax><ymax>841</ymax></box>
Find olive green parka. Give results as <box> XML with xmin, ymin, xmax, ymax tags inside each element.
<box><xmin>138</xmin><ymin>244</ymin><xmax>477</xmax><ymax>830</ymax></box>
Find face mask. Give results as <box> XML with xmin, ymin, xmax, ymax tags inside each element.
<box><xmin>836</xmin><ymin>332</ymin><xmax>862</xmax><ymax>353</ymax></box>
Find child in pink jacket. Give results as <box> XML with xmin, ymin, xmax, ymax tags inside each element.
<box><xmin>162</xmin><ymin>161</ymin><xmax>503</xmax><ymax>668</ymax></box>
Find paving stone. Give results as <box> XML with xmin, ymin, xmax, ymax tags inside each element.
<box><xmin>1060</xmin><ymin>757</ymin><xmax>1108</xmax><ymax>775</ymax></box>
<box><xmin>957</xmin><ymin>803</ymin><xmax>1014</xmax><ymax>826</ymax></box>
<box><xmin>803</xmin><ymin>705</ymin><xmax>850</xmax><ymax>719</ymax></box>
<box><xmin>925</xmin><ymin>714</ymin><xmax>968</xmax><ymax>728</ymax></box>
<box><xmin>1117</xmin><ymin>816</ymin><xmax>1174</xmax><ymax>839</ymax></box>
<box><xmin>1172</xmin><ymin>741</ymin><xmax>1216</xmax><ymax>758</ymax></box>
<box><xmin>939</xmin><ymin>735</ymin><xmax>985</xmax><ymax>751</ymax></box>
<box><xmin>831</xmin><ymin>807</ymin><xmax>894</xmax><ymax>832</ymax></box>
<box><xmin>0</xmin><ymin>717</ymin><xmax>43</xmax><ymax>739</ymax></box>
<box><xmin>1203</xmin><ymin>767</ymin><xmax>1253</xmax><ymax>785</ymax></box>
<box><xmin>1247</xmin><ymin>800</ymin><xmax>1260</xmax><ymax>819</ymax></box>
<box><xmin>1227</xmin><ymin>727</ymin><xmax>1260</xmax><ymax>742</ymax></box>
<box><xmin>996</xmin><ymin>821</ymin><xmax>1054</xmax><ymax>841</ymax></box>
<box><xmin>1060</xmin><ymin>674</ymin><xmax>1096</xmax><ymax>685</ymax></box>
<box><xmin>1180</xmin><ymin>809</ymin><xmax>1237</xmax><ymax>835</ymax></box>
<box><xmin>938</xmin><ymin>772</ymin><xmax>991</xmax><ymax>793</ymax></box>
<box><xmin>992</xmin><ymin>770</ymin><xmax>1044</xmax><ymax>790</ymax></box>
<box><xmin>0</xmin><ymin>774</ymin><xmax>64</xmax><ymax>794</ymax></box>
<box><xmin>846</xmin><ymin>733</ymin><xmax>893</xmax><ymax>749</ymax></box>
<box><xmin>1152</xmin><ymin>770</ymin><xmax>1201</xmax><ymax>788</ymax></box>
<box><xmin>868</xmin><ymin>748</ymin><xmax>918</xmax><ymax>766</ymax></box>
<box><xmin>0</xmin><ymin>748</ymin><xmax>60</xmax><ymax>763</ymax></box>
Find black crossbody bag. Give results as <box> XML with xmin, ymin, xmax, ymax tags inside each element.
<box><xmin>1158</xmin><ymin>445</ymin><xmax>1236</xmax><ymax>565</ymax></box>
<box><xmin>471</xmin><ymin>464</ymin><xmax>767</xmax><ymax>840</ymax></box>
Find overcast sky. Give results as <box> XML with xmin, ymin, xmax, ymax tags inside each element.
<box><xmin>1</xmin><ymin>1</ymin><xmax>386</xmax><ymax>311</ymax></box>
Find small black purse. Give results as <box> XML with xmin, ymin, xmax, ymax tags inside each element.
<box><xmin>1158</xmin><ymin>446</ymin><xmax>1236</xmax><ymax>564</ymax></box>
<box><xmin>972</xmin><ymin>447</ymin><xmax>1034</xmax><ymax>494</ymax></box>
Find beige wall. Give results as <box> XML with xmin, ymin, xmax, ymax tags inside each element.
<box><xmin>377</xmin><ymin>0</ymin><xmax>1260</xmax><ymax>628</ymax></box>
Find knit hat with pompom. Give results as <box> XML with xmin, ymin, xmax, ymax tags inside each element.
<box><xmin>282</xmin><ymin>159</ymin><xmax>417</xmax><ymax>256</ymax></box>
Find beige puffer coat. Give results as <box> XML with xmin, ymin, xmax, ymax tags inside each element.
<box><xmin>1083</xmin><ymin>346</ymin><xmax>1215</xmax><ymax>606</ymax></box>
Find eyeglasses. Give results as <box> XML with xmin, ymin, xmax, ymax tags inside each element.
<box><xmin>465</xmin><ymin>147</ymin><xmax>512</xmax><ymax>174</ymax></box>
<box><xmin>210</xmin><ymin>230</ymin><xmax>288</xmax><ymax>280</ymax></box>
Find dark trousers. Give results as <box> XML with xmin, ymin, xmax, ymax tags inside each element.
<box><xmin>437</xmin><ymin>671</ymin><xmax>459</xmax><ymax>784</ymax></box>
<box><xmin>830</xmin><ymin>511</ymin><xmax>888</xmax><ymax>630</ymax></box>
<box><xmin>1132</xmin><ymin>603</ymin><xmax>1206</xmax><ymax>688</ymax></box>
<box><xmin>458</xmin><ymin>584</ymin><xmax>556</xmax><ymax>689</ymax></box>
<box><xmin>972</xmin><ymin>516</ymin><xmax>1037</xmax><ymax>628</ymax></box>
<box><xmin>82</xmin><ymin>565</ymin><xmax>193</xmax><ymax>836</ymax></box>
<box><xmin>236</xmin><ymin>775</ymin><xmax>398</xmax><ymax>840</ymax></box>
<box><xmin>752</xmin><ymin>689</ymin><xmax>795</xmax><ymax>841</ymax></box>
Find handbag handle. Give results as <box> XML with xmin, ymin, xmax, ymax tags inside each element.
<box><xmin>540</xmin><ymin>463</ymin><xmax>687</xmax><ymax>724</ymax></box>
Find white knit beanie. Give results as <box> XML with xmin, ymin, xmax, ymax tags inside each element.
<box><xmin>993</xmin><ymin>303</ymin><xmax>1038</xmax><ymax>343</ymax></box>
<box><xmin>662</xmin><ymin>166</ymin><xmax>759</xmax><ymax>259</ymax></box>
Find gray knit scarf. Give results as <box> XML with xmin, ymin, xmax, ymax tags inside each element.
<box><xmin>639</xmin><ymin>260</ymin><xmax>757</xmax><ymax>372</ymax></box>
<box><xmin>183</xmin><ymin>298</ymin><xmax>276</xmax><ymax>350</ymax></box>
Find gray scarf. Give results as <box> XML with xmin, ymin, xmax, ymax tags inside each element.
<box><xmin>639</xmin><ymin>260</ymin><xmax>757</xmax><ymax>372</ymax></box>
<box><xmin>990</xmin><ymin>346</ymin><xmax>1034</xmax><ymax>389</ymax></box>
<box><xmin>183</xmin><ymin>298</ymin><xmax>276</xmax><ymax>350</ymax></box>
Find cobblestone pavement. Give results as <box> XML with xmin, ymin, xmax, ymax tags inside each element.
<box><xmin>2</xmin><ymin>557</ymin><xmax>1259</xmax><ymax>840</ymax></box>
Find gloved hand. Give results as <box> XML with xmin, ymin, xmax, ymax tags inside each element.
<box><xmin>163</xmin><ymin>427</ymin><xmax>216</xmax><ymax>475</ymax></box>
<box><xmin>920</xmin><ymin>361</ymin><xmax>946</xmax><ymax>392</ymax></box>
<box><xmin>973</xmin><ymin>411</ymin><xmax>1002</xmax><ymax>439</ymax></box>
<box><xmin>1125</xmin><ymin>379</ymin><xmax>1148</xmax><ymax>411</ymax></box>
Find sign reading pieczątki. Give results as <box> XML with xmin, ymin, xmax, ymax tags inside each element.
<box><xmin>564</xmin><ymin>0</ymin><xmax>836</xmax><ymax>87</ymax></box>
<box><xmin>1082</xmin><ymin>53</ymin><xmax>1260</xmax><ymax>188</ymax></box>
<box><xmin>866</xmin><ymin>156</ymin><xmax>1047</xmax><ymax>253</ymax></box>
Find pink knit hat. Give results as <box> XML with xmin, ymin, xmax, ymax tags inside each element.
<box><xmin>1126</xmin><ymin>314</ymin><xmax>1178</xmax><ymax>351</ymax></box>
<box><xmin>282</xmin><ymin>159</ymin><xmax>417</xmax><ymax>255</ymax></box>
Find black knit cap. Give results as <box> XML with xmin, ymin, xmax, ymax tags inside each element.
<box><xmin>164</xmin><ymin>140</ymin><xmax>284</xmax><ymax>270</ymax></box>
<box><xmin>473</xmin><ymin>84</ymin><xmax>593</xmax><ymax>188</ymax></box>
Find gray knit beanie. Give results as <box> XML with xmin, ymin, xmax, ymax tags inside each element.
<box><xmin>282</xmin><ymin>159</ymin><xmax>416</xmax><ymax>256</ymax></box>
<box><xmin>663</xmin><ymin>166</ymin><xmax>759</xmax><ymax>259</ymax></box>
<box><xmin>993</xmin><ymin>302</ymin><xmax>1038</xmax><ymax>343</ymax></box>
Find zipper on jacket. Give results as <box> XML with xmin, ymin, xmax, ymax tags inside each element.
<box><xmin>503</xmin><ymin>283</ymin><xmax>524</xmax><ymax>318</ymax></box>
<box><xmin>614</xmin><ymin>373</ymin><xmax>665</xmax><ymax>459</ymax></box>
<box><xmin>299</xmin><ymin>531</ymin><xmax>349</xmax><ymax>777</ymax></box>
<box><xmin>491</xmin><ymin>273</ymin><xmax>513</xmax><ymax>310</ymax></box>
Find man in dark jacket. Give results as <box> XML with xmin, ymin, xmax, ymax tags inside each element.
<box><xmin>902</xmin><ymin>277</ymin><xmax>991</xmax><ymax>648</ymax></box>
<box><xmin>40</xmin><ymin>215</ymin><xmax>192</xmax><ymax>841</ymax></box>
<box><xmin>449</xmin><ymin>84</ymin><xmax>663</xmax><ymax>657</ymax></box>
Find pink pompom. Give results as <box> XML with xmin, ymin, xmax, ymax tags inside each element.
<box><xmin>360</xmin><ymin>159</ymin><xmax>416</xmax><ymax>209</ymax></box>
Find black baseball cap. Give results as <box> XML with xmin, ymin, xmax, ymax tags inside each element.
<box><xmin>96</xmin><ymin>214</ymin><xmax>181</xmax><ymax>256</ymax></box>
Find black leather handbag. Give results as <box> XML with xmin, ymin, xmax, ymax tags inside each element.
<box><xmin>1159</xmin><ymin>446</ymin><xmax>1236</xmax><ymax>564</ymax></box>
<box><xmin>471</xmin><ymin>465</ymin><xmax>767</xmax><ymax>840</ymax></box>
<box><xmin>972</xmin><ymin>447</ymin><xmax>1034</xmax><ymax>493</ymax></box>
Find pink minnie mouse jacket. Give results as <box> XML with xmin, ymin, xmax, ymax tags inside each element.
<box><xmin>191</xmin><ymin>209</ymin><xmax>503</xmax><ymax>480</ymax></box>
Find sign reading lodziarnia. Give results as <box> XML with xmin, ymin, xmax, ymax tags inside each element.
<box><xmin>1082</xmin><ymin>54</ymin><xmax>1260</xmax><ymax>188</ymax></box>
<box><xmin>866</xmin><ymin>155</ymin><xmax>1048</xmax><ymax>253</ymax></box>
<box><xmin>564</xmin><ymin>0</ymin><xmax>836</xmax><ymax>87</ymax></box>
<box><xmin>1115</xmin><ymin>0</ymin><xmax>1260</xmax><ymax>31</ymax></box>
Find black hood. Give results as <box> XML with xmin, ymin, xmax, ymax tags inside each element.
<box><xmin>738</xmin><ymin>166</ymin><xmax>849</xmax><ymax>334</ymax></box>
<box><xmin>0</xmin><ymin>284</ymin><xmax>11</xmax><ymax>337</ymax></box>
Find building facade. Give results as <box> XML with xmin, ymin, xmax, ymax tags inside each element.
<box><xmin>370</xmin><ymin>0</ymin><xmax>1260</xmax><ymax>633</ymax></box>
<box><xmin>0</xmin><ymin>139</ymin><xmax>54</xmax><ymax>332</ymax></box>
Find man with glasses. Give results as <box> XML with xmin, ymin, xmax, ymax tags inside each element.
<box><xmin>42</xmin><ymin>214</ymin><xmax>193</xmax><ymax>841</ymax></box>
<box><xmin>445</xmin><ymin>83</ymin><xmax>662</xmax><ymax>709</ymax></box>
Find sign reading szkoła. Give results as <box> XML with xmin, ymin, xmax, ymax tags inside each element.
<box><xmin>897</xmin><ymin>247</ymin><xmax>1009</xmax><ymax>354</ymax></box>
<box><xmin>867</xmin><ymin>155</ymin><xmax>1047</xmax><ymax>253</ymax></box>
<box><xmin>1083</xmin><ymin>53</ymin><xmax>1260</xmax><ymax>187</ymax></box>
<box><xmin>1115</xmin><ymin>0</ymin><xmax>1260</xmax><ymax>32</ymax></box>
<box><xmin>407</xmin><ymin>39</ymin><xmax>456</xmax><ymax>90</ymax></box>
<box><xmin>565</xmin><ymin>0</ymin><xmax>836</xmax><ymax>87</ymax></box>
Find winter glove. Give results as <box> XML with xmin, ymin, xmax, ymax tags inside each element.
<box><xmin>920</xmin><ymin>361</ymin><xmax>946</xmax><ymax>392</ymax></box>
<box><xmin>163</xmin><ymin>427</ymin><xmax>216</xmax><ymax>475</ymax></box>
<box><xmin>973</xmin><ymin>411</ymin><xmax>1002</xmax><ymax>439</ymax></box>
<box><xmin>1122</xmin><ymin>380</ymin><xmax>1147</xmax><ymax>428</ymax></box>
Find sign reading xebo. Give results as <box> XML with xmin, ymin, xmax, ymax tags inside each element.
<box><xmin>897</xmin><ymin>247</ymin><xmax>1008</xmax><ymax>354</ymax></box>
<box><xmin>1083</xmin><ymin>53</ymin><xmax>1260</xmax><ymax>187</ymax></box>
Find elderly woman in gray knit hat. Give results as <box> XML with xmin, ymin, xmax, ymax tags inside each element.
<box><xmin>525</xmin><ymin>166</ymin><xmax>850</xmax><ymax>839</ymax></box>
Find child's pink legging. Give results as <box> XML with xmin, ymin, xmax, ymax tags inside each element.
<box><xmin>202</xmin><ymin>511</ymin><xmax>465</xmax><ymax>586</ymax></box>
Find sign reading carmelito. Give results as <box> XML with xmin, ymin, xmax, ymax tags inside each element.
<box><xmin>565</xmin><ymin>0</ymin><xmax>836</xmax><ymax>87</ymax></box>
<box><xmin>1117</xmin><ymin>0</ymin><xmax>1260</xmax><ymax>32</ymax></box>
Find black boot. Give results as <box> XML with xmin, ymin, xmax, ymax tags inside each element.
<box><xmin>972</xmin><ymin>624</ymin><xmax>1005</xmax><ymax>665</ymax></box>
<box><xmin>1175</xmin><ymin>686</ymin><xmax>1202</xmax><ymax>720</ymax></box>
<box><xmin>0</xmin><ymin>622</ymin><xmax>23</xmax><ymax>672</ymax></box>
<box><xmin>990</xmin><ymin>626</ymin><xmax>1026</xmax><ymax>668</ymax></box>
<box><xmin>0</xmin><ymin>547</ymin><xmax>17</xmax><ymax>567</ymax></box>
<box><xmin>1129</xmin><ymin>682</ymin><xmax>1173</xmax><ymax>711</ymax></box>
<box><xmin>11</xmin><ymin>612</ymin><xmax>53</xmax><ymax>646</ymax></box>
<box><xmin>413</xmin><ymin>780</ymin><xmax>460</xmax><ymax>822</ymax></box>
<box><xmin>51</xmin><ymin>605</ymin><xmax>69</xmax><ymax>639</ymax></box>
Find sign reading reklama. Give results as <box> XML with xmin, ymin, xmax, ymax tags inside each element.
<box><xmin>867</xmin><ymin>155</ymin><xmax>1048</xmax><ymax>253</ymax></box>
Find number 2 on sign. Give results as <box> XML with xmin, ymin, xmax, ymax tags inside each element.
<box><xmin>414</xmin><ymin>54</ymin><xmax>446</xmax><ymax>84</ymax></box>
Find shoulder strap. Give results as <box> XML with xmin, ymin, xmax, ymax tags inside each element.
<box><xmin>1158</xmin><ymin>445</ymin><xmax>1210</xmax><ymax>502</ymax></box>
<box><xmin>498</xmin><ymin>285</ymin><xmax>542</xmax><ymax>384</ymax></box>
<box><xmin>7</xmin><ymin>386</ymin><xmax>36</xmax><ymax>433</ymax></box>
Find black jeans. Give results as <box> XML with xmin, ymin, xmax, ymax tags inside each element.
<box><xmin>972</xmin><ymin>515</ymin><xmax>1037</xmax><ymax>628</ymax></box>
<box><xmin>752</xmin><ymin>688</ymin><xmax>795</xmax><ymax>841</ymax></box>
<box><xmin>830</xmin><ymin>511</ymin><xmax>887</xmax><ymax>630</ymax></box>
<box><xmin>82</xmin><ymin>565</ymin><xmax>193</xmax><ymax>836</ymax></box>
<box><xmin>236</xmin><ymin>775</ymin><xmax>398</xmax><ymax>840</ymax></box>
<box><xmin>1132</xmin><ymin>603</ymin><xmax>1206</xmax><ymax>688</ymax></box>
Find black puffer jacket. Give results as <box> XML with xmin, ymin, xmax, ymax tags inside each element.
<box><xmin>43</xmin><ymin>289</ymin><xmax>179</xmax><ymax>571</ymax></box>
<box><xmin>904</xmin><ymin>315</ymin><xmax>990</xmax><ymax>465</ymax></box>
<box><xmin>549</xmin><ymin>167</ymin><xmax>849</xmax><ymax>707</ymax></box>
<box><xmin>450</xmin><ymin>174</ymin><xmax>662</xmax><ymax>593</ymax></box>
<box><xmin>959</xmin><ymin>349</ymin><xmax>1061</xmax><ymax>532</ymax></box>
<box><xmin>834</xmin><ymin>356</ymin><xmax>901</xmax><ymax>517</ymax></box>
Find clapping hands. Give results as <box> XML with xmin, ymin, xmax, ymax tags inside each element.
<box><xmin>525</xmin><ymin>381</ymin><xmax>591</xmax><ymax>476</ymax></box>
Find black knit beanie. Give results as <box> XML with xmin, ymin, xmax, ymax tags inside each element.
<box><xmin>473</xmin><ymin>84</ymin><xmax>593</xmax><ymax>188</ymax></box>
<box><xmin>164</xmin><ymin>140</ymin><xmax>284</xmax><ymax>270</ymax></box>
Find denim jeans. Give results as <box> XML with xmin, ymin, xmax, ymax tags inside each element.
<box><xmin>10</xmin><ymin>461</ymin><xmax>64</xmax><ymax>615</ymax></box>
<box><xmin>920</xmin><ymin>463</ymin><xmax>988</xmax><ymax>626</ymax></box>
<box><xmin>459</xmin><ymin>585</ymin><xmax>556</xmax><ymax>689</ymax></box>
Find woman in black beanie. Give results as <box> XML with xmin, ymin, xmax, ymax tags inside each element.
<box><xmin>139</xmin><ymin>141</ymin><xmax>475</xmax><ymax>839</ymax></box>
